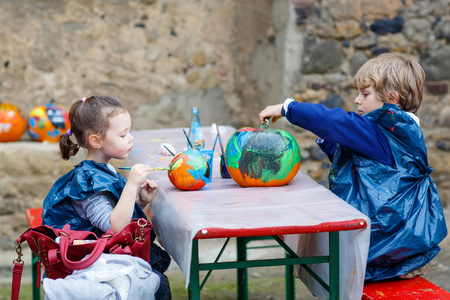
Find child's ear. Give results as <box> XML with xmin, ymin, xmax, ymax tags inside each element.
<box><xmin>388</xmin><ymin>90</ymin><xmax>399</xmax><ymax>104</ymax></box>
<box><xmin>88</xmin><ymin>134</ymin><xmax>102</xmax><ymax>149</ymax></box>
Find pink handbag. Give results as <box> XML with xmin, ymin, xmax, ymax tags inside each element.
<box><xmin>11</xmin><ymin>218</ymin><xmax>152</xmax><ymax>300</ymax></box>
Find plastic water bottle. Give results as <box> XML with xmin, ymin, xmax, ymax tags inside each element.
<box><xmin>188</xmin><ymin>107</ymin><xmax>205</xmax><ymax>149</ymax></box>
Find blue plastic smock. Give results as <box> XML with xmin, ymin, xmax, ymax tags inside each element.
<box><xmin>42</xmin><ymin>160</ymin><xmax>145</xmax><ymax>235</ymax></box>
<box><xmin>41</xmin><ymin>160</ymin><xmax>172</xmax><ymax>278</ymax></box>
<box><xmin>329</xmin><ymin>104</ymin><xmax>447</xmax><ymax>281</ymax></box>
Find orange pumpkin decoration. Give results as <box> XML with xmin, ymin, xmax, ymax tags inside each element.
<box><xmin>0</xmin><ymin>102</ymin><xmax>26</xmax><ymax>142</ymax></box>
<box><xmin>26</xmin><ymin>100</ymin><xmax>70</xmax><ymax>142</ymax></box>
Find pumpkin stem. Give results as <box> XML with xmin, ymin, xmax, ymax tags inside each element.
<box><xmin>260</xmin><ymin>118</ymin><xmax>270</xmax><ymax>129</ymax></box>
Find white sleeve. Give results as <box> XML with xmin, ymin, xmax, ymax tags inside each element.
<box><xmin>283</xmin><ymin>98</ymin><xmax>295</xmax><ymax>115</ymax></box>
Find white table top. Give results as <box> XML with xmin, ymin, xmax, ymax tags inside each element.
<box><xmin>126</xmin><ymin>126</ymin><xmax>370</xmax><ymax>300</ymax></box>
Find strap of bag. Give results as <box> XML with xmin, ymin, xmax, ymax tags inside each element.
<box><xmin>11</xmin><ymin>242</ymin><xmax>24</xmax><ymax>300</ymax></box>
<box><xmin>11</xmin><ymin>262</ymin><xmax>23</xmax><ymax>300</ymax></box>
<box><xmin>36</xmin><ymin>259</ymin><xmax>41</xmax><ymax>288</ymax></box>
<box><xmin>59</xmin><ymin>224</ymin><xmax>111</xmax><ymax>270</ymax></box>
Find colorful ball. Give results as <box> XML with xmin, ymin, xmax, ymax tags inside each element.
<box><xmin>0</xmin><ymin>102</ymin><xmax>26</xmax><ymax>142</ymax></box>
<box><xmin>224</xmin><ymin>127</ymin><xmax>301</xmax><ymax>187</ymax></box>
<box><xmin>168</xmin><ymin>149</ymin><xmax>210</xmax><ymax>191</ymax></box>
<box><xmin>26</xmin><ymin>101</ymin><xmax>70</xmax><ymax>142</ymax></box>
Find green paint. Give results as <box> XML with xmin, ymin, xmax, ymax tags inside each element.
<box><xmin>225</xmin><ymin>128</ymin><xmax>301</xmax><ymax>183</ymax></box>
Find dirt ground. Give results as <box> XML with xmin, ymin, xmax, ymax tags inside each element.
<box><xmin>162</xmin><ymin>206</ymin><xmax>450</xmax><ymax>298</ymax></box>
<box><xmin>1</xmin><ymin>208</ymin><xmax>449</xmax><ymax>299</ymax></box>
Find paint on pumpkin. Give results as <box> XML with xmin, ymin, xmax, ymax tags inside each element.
<box><xmin>26</xmin><ymin>102</ymin><xmax>70</xmax><ymax>142</ymax></box>
<box><xmin>0</xmin><ymin>103</ymin><xmax>26</xmax><ymax>142</ymax></box>
<box><xmin>168</xmin><ymin>149</ymin><xmax>210</xmax><ymax>190</ymax></box>
<box><xmin>225</xmin><ymin>128</ymin><xmax>301</xmax><ymax>187</ymax></box>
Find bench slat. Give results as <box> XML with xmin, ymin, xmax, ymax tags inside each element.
<box><xmin>362</xmin><ymin>276</ymin><xmax>450</xmax><ymax>299</ymax></box>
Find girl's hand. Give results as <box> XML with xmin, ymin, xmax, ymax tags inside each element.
<box><xmin>111</xmin><ymin>164</ymin><xmax>153</xmax><ymax>233</ymax></box>
<box><xmin>259</xmin><ymin>104</ymin><xmax>283</xmax><ymax>124</ymax></box>
<box><xmin>127</xmin><ymin>164</ymin><xmax>153</xmax><ymax>188</ymax></box>
<box><xmin>137</xmin><ymin>179</ymin><xmax>158</xmax><ymax>208</ymax></box>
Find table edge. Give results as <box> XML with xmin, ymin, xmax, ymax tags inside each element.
<box><xmin>193</xmin><ymin>218</ymin><xmax>368</xmax><ymax>239</ymax></box>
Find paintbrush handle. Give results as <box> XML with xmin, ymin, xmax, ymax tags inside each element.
<box><xmin>216</xmin><ymin>124</ymin><xmax>225</xmax><ymax>156</ymax></box>
<box><xmin>163</xmin><ymin>145</ymin><xmax>175</xmax><ymax>156</ymax></box>
<box><xmin>183</xmin><ymin>128</ymin><xmax>193</xmax><ymax>148</ymax></box>
<box><xmin>212</xmin><ymin>133</ymin><xmax>218</xmax><ymax>152</ymax></box>
<box><xmin>118</xmin><ymin>167</ymin><xmax>170</xmax><ymax>171</ymax></box>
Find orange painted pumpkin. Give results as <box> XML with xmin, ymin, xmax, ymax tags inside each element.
<box><xmin>168</xmin><ymin>149</ymin><xmax>210</xmax><ymax>191</ymax></box>
<box><xmin>224</xmin><ymin>127</ymin><xmax>301</xmax><ymax>187</ymax></box>
<box><xmin>26</xmin><ymin>101</ymin><xmax>70</xmax><ymax>142</ymax></box>
<box><xmin>0</xmin><ymin>102</ymin><xmax>26</xmax><ymax>142</ymax></box>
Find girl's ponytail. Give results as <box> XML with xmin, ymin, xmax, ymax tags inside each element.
<box><xmin>59</xmin><ymin>132</ymin><xmax>79</xmax><ymax>160</ymax></box>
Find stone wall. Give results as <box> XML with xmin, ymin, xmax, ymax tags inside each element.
<box><xmin>1</xmin><ymin>0</ymin><xmax>449</xmax><ymax>249</ymax></box>
<box><xmin>281</xmin><ymin>0</ymin><xmax>450</xmax><ymax>208</ymax></box>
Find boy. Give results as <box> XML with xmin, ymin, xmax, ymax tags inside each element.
<box><xmin>259</xmin><ymin>53</ymin><xmax>447</xmax><ymax>281</ymax></box>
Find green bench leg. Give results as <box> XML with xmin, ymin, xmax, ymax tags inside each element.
<box><xmin>31</xmin><ymin>252</ymin><xmax>40</xmax><ymax>300</ymax></box>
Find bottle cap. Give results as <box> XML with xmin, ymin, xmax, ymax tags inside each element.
<box><xmin>191</xmin><ymin>107</ymin><xmax>199</xmax><ymax>113</ymax></box>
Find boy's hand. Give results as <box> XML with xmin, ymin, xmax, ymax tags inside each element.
<box><xmin>259</xmin><ymin>104</ymin><xmax>283</xmax><ymax>124</ymax></box>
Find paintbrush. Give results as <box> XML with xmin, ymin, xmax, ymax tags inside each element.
<box><xmin>118</xmin><ymin>167</ymin><xmax>171</xmax><ymax>171</ymax></box>
<box><xmin>212</xmin><ymin>133</ymin><xmax>218</xmax><ymax>152</ymax></box>
<box><xmin>163</xmin><ymin>145</ymin><xmax>176</xmax><ymax>156</ymax></box>
<box><xmin>183</xmin><ymin>128</ymin><xmax>193</xmax><ymax>148</ymax></box>
<box><xmin>216</xmin><ymin>124</ymin><xmax>225</xmax><ymax>156</ymax></box>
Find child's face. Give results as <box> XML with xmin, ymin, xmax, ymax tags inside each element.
<box><xmin>354</xmin><ymin>84</ymin><xmax>384</xmax><ymax>115</ymax></box>
<box><xmin>101</xmin><ymin>111</ymin><xmax>134</xmax><ymax>161</ymax></box>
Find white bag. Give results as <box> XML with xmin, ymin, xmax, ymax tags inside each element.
<box><xmin>43</xmin><ymin>254</ymin><xmax>160</xmax><ymax>300</ymax></box>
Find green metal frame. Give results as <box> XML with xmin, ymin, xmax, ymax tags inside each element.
<box><xmin>31</xmin><ymin>252</ymin><xmax>41</xmax><ymax>300</ymax></box>
<box><xmin>188</xmin><ymin>232</ymin><xmax>340</xmax><ymax>300</ymax></box>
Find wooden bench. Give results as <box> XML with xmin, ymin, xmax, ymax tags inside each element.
<box><xmin>362</xmin><ymin>276</ymin><xmax>450</xmax><ymax>299</ymax></box>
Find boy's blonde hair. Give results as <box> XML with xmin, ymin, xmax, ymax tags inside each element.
<box><xmin>353</xmin><ymin>53</ymin><xmax>425</xmax><ymax>114</ymax></box>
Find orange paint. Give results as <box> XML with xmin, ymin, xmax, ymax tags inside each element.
<box><xmin>168</xmin><ymin>150</ymin><xmax>208</xmax><ymax>191</ymax></box>
<box><xmin>0</xmin><ymin>103</ymin><xmax>26</xmax><ymax>142</ymax></box>
<box><xmin>227</xmin><ymin>162</ymin><xmax>300</xmax><ymax>187</ymax></box>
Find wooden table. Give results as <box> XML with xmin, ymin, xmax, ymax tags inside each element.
<box><xmin>126</xmin><ymin>127</ymin><xmax>370</xmax><ymax>300</ymax></box>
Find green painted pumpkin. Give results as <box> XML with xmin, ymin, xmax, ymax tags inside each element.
<box><xmin>224</xmin><ymin>127</ymin><xmax>301</xmax><ymax>187</ymax></box>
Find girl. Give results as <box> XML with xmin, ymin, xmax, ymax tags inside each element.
<box><xmin>42</xmin><ymin>96</ymin><xmax>171</xmax><ymax>299</ymax></box>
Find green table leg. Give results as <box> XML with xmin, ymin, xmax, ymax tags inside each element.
<box><xmin>285</xmin><ymin>252</ymin><xmax>295</xmax><ymax>300</ymax></box>
<box><xmin>237</xmin><ymin>237</ymin><xmax>248</xmax><ymax>300</ymax></box>
<box><xmin>189</xmin><ymin>240</ymin><xmax>201</xmax><ymax>300</ymax></box>
<box><xmin>329</xmin><ymin>231</ymin><xmax>340</xmax><ymax>300</ymax></box>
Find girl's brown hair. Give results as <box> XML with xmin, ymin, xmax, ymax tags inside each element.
<box><xmin>353</xmin><ymin>53</ymin><xmax>425</xmax><ymax>114</ymax></box>
<box><xmin>59</xmin><ymin>96</ymin><xmax>127</xmax><ymax>160</ymax></box>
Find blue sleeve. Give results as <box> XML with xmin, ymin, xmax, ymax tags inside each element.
<box><xmin>316</xmin><ymin>138</ymin><xmax>337</xmax><ymax>162</ymax></box>
<box><xmin>285</xmin><ymin>102</ymin><xmax>393</xmax><ymax>164</ymax></box>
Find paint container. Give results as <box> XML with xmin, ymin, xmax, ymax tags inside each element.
<box><xmin>220</xmin><ymin>155</ymin><xmax>232</xmax><ymax>179</ymax></box>
<box><xmin>200</xmin><ymin>149</ymin><xmax>214</xmax><ymax>183</ymax></box>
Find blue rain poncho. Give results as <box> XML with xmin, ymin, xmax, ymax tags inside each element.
<box><xmin>328</xmin><ymin>104</ymin><xmax>447</xmax><ymax>281</ymax></box>
<box><xmin>284</xmin><ymin>101</ymin><xmax>447</xmax><ymax>281</ymax></box>
<box><xmin>42</xmin><ymin>160</ymin><xmax>145</xmax><ymax>235</ymax></box>
<box><xmin>42</xmin><ymin>160</ymin><xmax>172</xmax><ymax>299</ymax></box>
